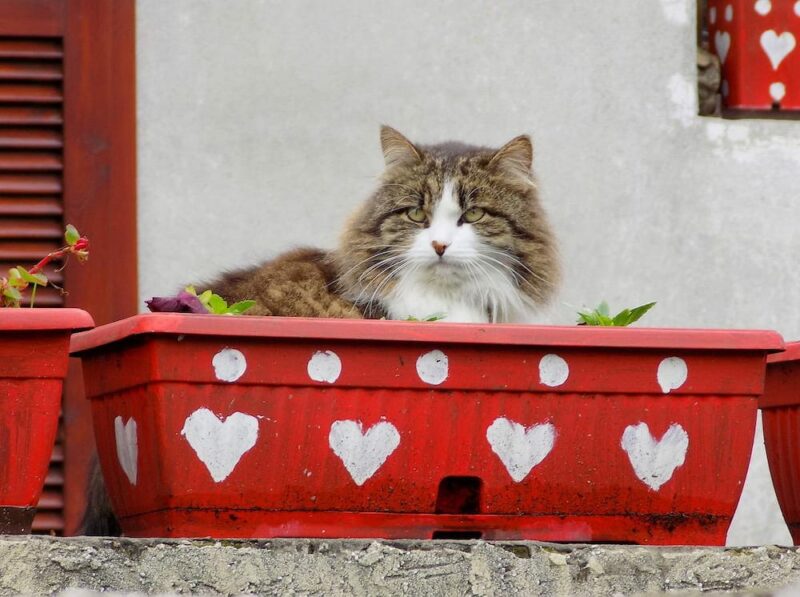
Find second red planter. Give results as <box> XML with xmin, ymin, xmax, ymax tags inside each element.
<box><xmin>71</xmin><ymin>314</ymin><xmax>781</xmax><ymax>544</ymax></box>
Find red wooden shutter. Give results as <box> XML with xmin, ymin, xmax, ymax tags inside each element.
<box><xmin>0</xmin><ymin>0</ymin><xmax>137</xmax><ymax>535</ymax></box>
<box><xmin>0</xmin><ymin>18</ymin><xmax>66</xmax><ymax>532</ymax></box>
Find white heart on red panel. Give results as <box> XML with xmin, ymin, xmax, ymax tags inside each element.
<box><xmin>760</xmin><ymin>30</ymin><xmax>796</xmax><ymax>70</ymax></box>
<box><xmin>486</xmin><ymin>418</ymin><xmax>556</xmax><ymax>483</ymax></box>
<box><xmin>329</xmin><ymin>420</ymin><xmax>400</xmax><ymax>486</ymax></box>
<box><xmin>181</xmin><ymin>408</ymin><xmax>259</xmax><ymax>483</ymax></box>
<box><xmin>621</xmin><ymin>422</ymin><xmax>689</xmax><ymax>491</ymax></box>
<box><xmin>715</xmin><ymin>30</ymin><xmax>732</xmax><ymax>64</ymax></box>
<box><xmin>115</xmin><ymin>416</ymin><xmax>138</xmax><ymax>486</ymax></box>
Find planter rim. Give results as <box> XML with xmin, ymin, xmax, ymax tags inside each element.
<box><xmin>768</xmin><ymin>340</ymin><xmax>800</xmax><ymax>364</ymax></box>
<box><xmin>0</xmin><ymin>308</ymin><xmax>94</xmax><ymax>332</ymax></box>
<box><xmin>70</xmin><ymin>312</ymin><xmax>784</xmax><ymax>355</ymax></box>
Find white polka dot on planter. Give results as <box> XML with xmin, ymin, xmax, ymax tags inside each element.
<box><xmin>725</xmin><ymin>4</ymin><xmax>734</xmax><ymax>20</ymax></box>
<box><xmin>795</xmin><ymin>1</ymin><xmax>800</xmax><ymax>17</ymax></box>
<box><xmin>657</xmin><ymin>356</ymin><xmax>688</xmax><ymax>394</ymax></box>
<box><xmin>307</xmin><ymin>350</ymin><xmax>342</xmax><ymax>383</ymax></box>
<box><xmin>538</xmin><ymin>354</ymin><xmax>569</xmax><ymax>387</ymax></box>
<box><xmin>416</xmin><ymin>350</ymin><xmax>448</xmax><ymax>385</ymax></box>
<box><xmin>212</xmin><ymin>348</ymin><xmax>247</xmax><ymax>382</ymax></box>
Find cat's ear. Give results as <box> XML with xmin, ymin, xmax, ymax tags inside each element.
<box><xmin>488</xmin><ymin>135</ymin><xmax>534</xmax><ymax>186</ymax></box>
<box><xmin>380</xmin><ymin>125</ymin><xmax>422</xmax><ymax>169</ymax></box>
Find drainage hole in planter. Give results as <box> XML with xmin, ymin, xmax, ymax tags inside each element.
<box><xmin>435</xmin><ymin>476</ymin><xmax>482</xmax><ymax>514</ymax></box>
<box><xmin>432</xmin><ymin>530</ymin><xmax>483</xmax><ymax>540</ymax></box>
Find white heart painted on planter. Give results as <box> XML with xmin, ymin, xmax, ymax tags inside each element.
<box><xmin>709</xmin><ymin>6</ymin><xmax>717</xmax><ymax>23</ymax></box>
<box><xmin>621</xmin><ymin>422</ymin><xmax>688</xmax><ymax>491</ymax></box>
<box><xmin>486</xmin><ymin>418</ymin><xmax>556</xmax><ymax>483</ymax></box>
<box><xmin>755</xmin><ymin>0</ymin><xmax>771</xmax><ymax>16</ymax></box>
<box><xmin>657</xmin><ymin>356</ymin><xmax>688</xmax><ymax>394</ymax></box>
<box><xmin>329</xmin><ymin>420</ymin><xmax>400</xmax><ymax>486</ymax></box>
<box><xmin>760</xmin><ymin>30</ymin><xmax>796</xmax><ymax>70</ymax></box>
<box><xmin>714</xmin><ymin>30</ymin><xmax>731</xmax><ymax>64</ymax></box>
<box><xmin>770</xmin><ymin>82</ymin><xmax>787</xmax><ymax>101</ymax></box>
<box><xmin>181</xmin><ymin>408</ymin><xmax>259</xmax><ymax>483</ymax></box>
<box><xmin>115</xmin><ymin>416</ymin><xmax>138</xmax><ymax>485</ymax></box>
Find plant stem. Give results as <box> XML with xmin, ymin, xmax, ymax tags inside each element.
<box><xmin>29</xmin><ymin>283</ymin><xmax>37</xmax><ymax>308</ymax></box>
<box><xmin>29</xmin><ymin>237</ymin><xmax>89</xmax><ymax>275</ymax></box>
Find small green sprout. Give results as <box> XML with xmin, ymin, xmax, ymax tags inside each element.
<box><xmin>577</xmin><ymin>301</ymin><xmax>656</xmax><ymax>327</ymax></box>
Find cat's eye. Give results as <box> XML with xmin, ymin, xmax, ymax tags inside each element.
<box><xmin>462</xmin><ymin>207</ymin><xmax>485</xmax><ymax>223</ymax></box>
<box><xmin>406</xmin><ymin>207</ymin><xmax>427</xmax><ymax>223</ymax></box>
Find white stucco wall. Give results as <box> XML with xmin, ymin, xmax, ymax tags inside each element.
<box><xmin>136</xmin><ymin>0</ymin><xmax>800</xmax><ymax>545</ymax></box>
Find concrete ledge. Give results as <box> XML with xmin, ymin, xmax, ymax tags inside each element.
<box><xmin>1</xmin><ymin>537</ymin><xmax>799</xmax><ymax>595</ymax></box>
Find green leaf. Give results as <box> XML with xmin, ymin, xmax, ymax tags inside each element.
<box><xmin>197</xmin><ymin>290</ymin><xmax>213</xmax><ymax>306</ymax></box>
<box><xmin>625</xmin><ymin>302</ymin><xmax>657</xmax><ymax>326</ymax></box>
<box><xmin>3</xmin><ymin>287</ymin><xmax>22</xmax><ymax>301</ymax></box>
<box><xmin>7</xmin><ymin>268</ymin><xmax>24</xmax><ymax>288</ymax></box>
<box><xmin>65</xmin><ymin>224</ymin><xmax>80</xmax><ymax>246</ymax></box>
<box><xmin>227</xmin><ymin>300</ymin><xmax>256</xmax><ymax>315</ymax></box>
<box><xmin>596</xmin><ymin>301</ymin><xmax>610</xmax><ymax>317</ymax></box>
<box><xmin>577</xmin><ymin>310</ymin><xmax>601</xmax><ymax>326</ymax></box>
<box><xmin>612</xmin><ymin>308</ymin><xmax>632</xmax><ymax>326</ymax></box>
<box><xmin>183</xmin><ymin>285</ymin><xmax>198</xmax><ymax>296</ymax></box>
<box><xmin>16</xmin><ymin>266</ymin><xmax>47</xmax><ymax>286</ymax></box>
<box><xmin>206</xmin><ymin>293</ymin><xmax>228</xmax><ymax>314</ymax></box>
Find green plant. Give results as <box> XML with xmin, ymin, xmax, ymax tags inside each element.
<box><xmin>184</xmin><ymin>286</ymin><xmax>255</xmax><ymax>315</ymax></box>
<box><xmin>405</xmin><ymin>313</ymin><xmax>446</xmax><ymax>322</ymax></box>
<box><xmin>0</xmin><ymin>225</ymin><xmax>89</xmax><ymax>307</ymax></box>
<box><xmin>577</xmin><ymin>301</ymin><xmax>656</xmax><ymax>327</ymax></box>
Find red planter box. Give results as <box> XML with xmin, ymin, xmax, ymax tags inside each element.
<box><xmin>761</xmin><ymin>341</ymin><xmax>800</xmax><ymax>543</ymax></box>
<box><xmin>71</xmin><ymin>314</ymin><xmax>781</xmax><ymax>544</ymax></box>
<box><xmin>707</xmin><ymin>0</ymin><xmax>799</xmax><ymax>110</ymax></box>
<box><xmin>0</xmin><ymin>308</ymin><xmax>94</xmax><ymax>533</ymax></box>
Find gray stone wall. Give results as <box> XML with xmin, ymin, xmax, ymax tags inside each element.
<box><xmin>1</xmin><ymin>537</ymin><xmax>800</xmax><ymax>596</ymax></box>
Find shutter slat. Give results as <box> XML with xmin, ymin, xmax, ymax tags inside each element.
<box><xmin>0</xmin><ymin>197</ymin><xmax>63</xmax><ymax>215</ymax></box>
<box><xmin>0</xmin><ymin>152</ymin><xmax>62</xmax><ymax>171</ymax></box>
<box><xmin>0</xmin><ymin>106</ymin><xmax>62</xmax><ymax>125</ymax></box>
<box><xmin>34</xmin><ymin>490</ymin><xmax>64</xmax><ymax>510</ymax></box>
<box><xmin>0</xmin><ymin>39</ymin><xmax>62</xmax><ymax>60</ymax></box>
<box><xmin>0</xmin><ymin>61</ymin><xmax>61</xmax><ymax>81</ymax></box>
<box><xmin>0</xmin><ymin>173</ymin><xmax>61</xmax><ymax>193</ymax></box>
<box><xmin>0</xmin><ymin>83</ymin><xmax>62</xmax><ymax>103</ymax></box>
<box><xmin>0</xmin><ymin>217</ymin><xmax>63</xmax><ymax>239</ymax></box>
<box><xmin>0</xmin><ymin>240</ymin><xmax>61</xmax><ymax>261</ymax></box>
<box><xmin>44</xmin><ymin>469</ymin><xmax>64</xmax><ymax>485</ymax></box>
<box><xmin>0</xmin><ymin>33</ymin><xmax>66</xmax><ymax>537</ymax></box>
<box><xmin>32</xmin><ymin>513</ymin><xmax>64</xmax><ymax>532</ymax></box>
<box><xmin>0</xmin><ymin>128</ymin><xmax>62</xmax><ymax>148</ymax></box>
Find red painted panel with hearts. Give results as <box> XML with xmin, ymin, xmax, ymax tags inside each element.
<box><xmin>71</xmin><ymin>313</ymin><xmax>782</xmax><ymax>544</ymax></box>
<box><xmin>707</xmin><ymin>0</ymin><xmax>800</xmax><ymax>109</ymax></box>
<box><xmin>761</xmin><ymin>341</ymin><xmax>800</xmax><ymax>543</ymax></box>
<box><xmin>0</xmin><ymin>309</ymin><xmax>94</xmax><ymax>533</ymax></box>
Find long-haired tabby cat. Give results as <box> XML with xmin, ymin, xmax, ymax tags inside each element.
<box><xmin>204</xmin><ymin>126</ymin><xmax>559</xmax><ymax>323</ymax></box>
<box><xmin>80</xmin><ymin>126</ymin><xmax>559</xmax><ymax>534</ymax></box>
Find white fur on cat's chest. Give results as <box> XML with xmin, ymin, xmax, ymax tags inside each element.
<box><xmin>385</xmin><ymin>282</ymin><xmax>489</xmax><ymax>323</ymax></box>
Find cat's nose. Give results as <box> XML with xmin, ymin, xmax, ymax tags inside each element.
<box><xmin>431</xmin><ymin>241</ymin><xmax>449</xmax><ymax>257</ymax></box>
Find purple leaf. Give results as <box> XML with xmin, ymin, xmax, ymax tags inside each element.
<box><xmin>146</xmin><ymin>291</ymin><xmax>209</xmax><ymax>314</ymax></box>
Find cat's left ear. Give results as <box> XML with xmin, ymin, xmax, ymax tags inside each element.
<box><xmin>380</xmin><ymin>125</ymin><xmax>422</xmax><ymax>170</ymax></box>
<box><xmin>488</xmin><ymin>135</ymin><xmax>534</xmax><ymax>186</ymax></box>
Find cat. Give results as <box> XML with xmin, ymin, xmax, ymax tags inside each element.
<box><xmin>80</xmin><ymin>126</ymin><xmax>560</xmax><ymax>534</ymax></box>
<box><xmin>205</xmin><ymin>126</ymin><xmax>560</xmax><ymax>323</ymax></box>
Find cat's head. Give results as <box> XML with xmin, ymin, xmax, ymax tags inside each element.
<box><xmin>337</xmin><ymin>126</ymin><xmax>560</xmax><ymax>321</ymax></box>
